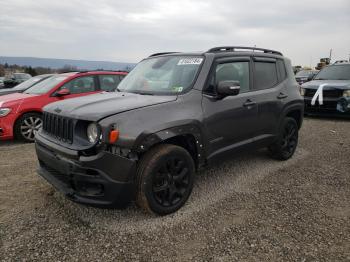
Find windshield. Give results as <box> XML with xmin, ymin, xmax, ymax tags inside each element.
<box><xmin>314</xmin><ymin>65</ymin><xmax>350</xmax><ymax>80</ymax></box>
<box><xmin>24</xmin><ymin>75</ymin><xmax>68</xmax><ymax>95</ymax></box>
<box><xmin>13</xmin><ymin>75</ymin><xmax>48</xmax><ymax>91</ymax></box>
<box><xmin>296</xmin><ymin>70</ymin><xmax>313</xmax><ymax>77</ymax></box>
<box><xmin>117</xmin><ymin>56</ymin><xmax>204</xmax><ymax>95</ymax></box>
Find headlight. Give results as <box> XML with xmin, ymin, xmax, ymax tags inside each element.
<box><xmin>0</xmin><ymin>108</ymin><xmax>11</xmax><ymax>117</ymax></box>
<box><xmin>300</xmin><ymin>87</ymin><xmax>305</xmax><ymax>96</ymax></box>
<box><xmin>87</xmin><ymin>123</ymin><xmax>99</xmax><ymax>143</ymax></box>
<box><xmin>343</xmin><ymin>90</ymin><xmax>350</xmax><ymax>98</ymax></box>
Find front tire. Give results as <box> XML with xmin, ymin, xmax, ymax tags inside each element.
<box><xmin>136</xmin><ymin>144</ymin><xmax>195</xmax><ymax>215</ymax></box>
<box><xmin>14</xmin><ymin>113</ymin><xmax>42</xmax><ymax>143</ymax></box>
<box><xmin>268</xmin><ymin>117</ymin><xmax>299</xmax><ymax>160</ymax></box>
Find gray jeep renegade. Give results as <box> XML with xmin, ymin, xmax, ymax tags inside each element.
<box><xmin>35</xmin><ymin>46</ymin><xmax>304</xmax><ymax>215</ymax></box>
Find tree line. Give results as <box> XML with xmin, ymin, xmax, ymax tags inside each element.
<box><xmin>0</xmin><ymin>63</ymin><xmax>133</xmax><ymax>77</ymax></box>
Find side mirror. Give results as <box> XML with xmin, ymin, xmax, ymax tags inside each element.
<box><xmin>307</xmin><ymin>75</ymin><xmax>314</xmax><ymax>81</ymax></box>
<box><xmin>55</xmin><ymin>88</ymin><xmax>70</xmax><ymax>97</ymax></box>
<box><xmin>217</xmin><ymin>81</ymin><xmax>240</xmax><ymax>97</ymax></box>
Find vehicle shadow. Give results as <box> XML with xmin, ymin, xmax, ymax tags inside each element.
<box><xmin>41</xmin><ymin>146</ymin><xmax>308</xmax><ymax>233</ymax></box>
<box><xmin>305</xmin><ymin>114</ymin><xmax>350</xmax><ymax>122</ymax></box>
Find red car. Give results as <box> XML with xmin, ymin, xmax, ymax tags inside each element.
<box><xmin>0</xmin><ymin>71</ymin><xmax>127</xmax><ymax>142</ymax></box>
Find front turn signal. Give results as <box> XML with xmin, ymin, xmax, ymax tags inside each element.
<box><xmin>109</xmin><ymin>130</ymin><xmax>119</xmax><ymax>143</ymax></box>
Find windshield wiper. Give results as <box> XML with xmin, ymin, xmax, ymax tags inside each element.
<box><xmin>136</xmin><ymin>92</ymin><xmax>154</xmax><ymax>96</ymax></box>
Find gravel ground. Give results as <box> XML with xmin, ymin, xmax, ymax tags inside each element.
<box><xmin>0</xmin><ymin>117</ymin><xmax>349</xmax><ymax>261</ymax></box>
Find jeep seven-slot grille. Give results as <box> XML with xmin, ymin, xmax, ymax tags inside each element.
<box><xmin>42</xmin><ymin>112</ymin><xmax>74</xmax><ymax>143</ymax></box>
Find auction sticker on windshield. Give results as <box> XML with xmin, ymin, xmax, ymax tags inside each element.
<box><xmin>178</xmin><ymin>58</ymin><xmax>203</xmax><ymax>65</ymax></box>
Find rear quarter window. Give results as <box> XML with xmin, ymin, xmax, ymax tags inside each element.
<box><xmin>254</xmin><ymin>62</ymin><xmax>278</xmax><ymax>90</ymax></box>
<box><xmin>277</xmin><ymin>59</ymin><xmax>287</xmax><ymax>81</ymax></box>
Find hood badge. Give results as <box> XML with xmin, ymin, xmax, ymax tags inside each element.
<box><xmin>54</xmin><ymin>107</ymin><xmax>62</xmax><ymax>114</ymax></box>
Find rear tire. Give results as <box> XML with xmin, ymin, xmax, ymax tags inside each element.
<box><xmin>136</xmin><ymin>144</ymin><xmax>195</xmax><ymax>215</ymax></box>
<box><xmin>14</xmin><ymin>113</ymin><xmax>42</xmax><ymax>143</ymax></box>
<box><xmin>268</xmin><ymin>117</ymin><xmax>298</xmax><ymax>160</ymax></box>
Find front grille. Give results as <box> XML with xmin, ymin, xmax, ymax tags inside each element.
<box><xmin>305</xmin><ymin>89</ymin><xmax>343</xmax><ymax>98</ymax></box>
<box><xmin>42</xmin><ymin>112</ymin><xmax>74</xmax><ymax>143</ymax></box>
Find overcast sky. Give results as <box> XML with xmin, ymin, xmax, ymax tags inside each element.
<box><xmin>0</xmin><ymin>0</ymin><xmax>349</xmax><ymax>66</ymax></box>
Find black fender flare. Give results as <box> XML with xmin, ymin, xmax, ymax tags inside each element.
<box><xmin>132</xmin><ymin>123</ymin><xmax>206</xmax><ymax>165</ymax></box>
<box><xmin>279</xmin><ymin>101</ymin><xmax>304</xmax><ymax>129</ymax></box>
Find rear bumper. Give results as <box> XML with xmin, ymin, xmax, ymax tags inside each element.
<box><xmin>35</xmin><ymin>135</ymin><xmax>137</xmax><ymax>208</ymax></box>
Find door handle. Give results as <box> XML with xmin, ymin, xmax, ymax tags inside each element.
<box><xmin>243</xmin><ymin>100</ymin><xmax>256</xmax><ymax>107</ymax></box>
<box><xmin>277</xmin><ymin>92</ymin><xmax>288</xmax><ymax>99</ymax></box>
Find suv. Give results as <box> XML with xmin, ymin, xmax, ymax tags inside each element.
<box><xmin>295</xmin><ymin>70</ymin><xmax>318</xmax><ymax>85</ymax></box>
<box><xmin>35</xmin><ymin>46</ymin><xmax>304</xmax><ymax>215</ymax></box>
<box><xmin>3</xmin><ymin>73</ymin><xmax>32</xmax><ymax>88</ymax></box>
<box><xmin>0</xmin><ymin>71</ymin><xmax>127</xmax><ymax>142</ymax></box>
<box><xmin>301</xmin><ymin>62</ymin><xmax>350</xmax><ymax>115</ymax></box>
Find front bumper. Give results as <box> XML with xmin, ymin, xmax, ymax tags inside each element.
<box><xmin>0</xmin><ymin>114</ymin><xmax>15</xmax><ymax>140</ymax></box>
<box><xmin>304</xmin><ymin>97</ymin><xmax>350</xmax><ymax>116</ymax></box>
<box><xmin>35</xmin><ymin>134</ymin><xmax>137</xmax><ymax>208</ymax></box>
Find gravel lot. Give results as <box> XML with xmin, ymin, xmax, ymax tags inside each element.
<box><xmin>0</xmin><ymin>117</ymin><xmax>349</xmax><ymax>261</ymax></box>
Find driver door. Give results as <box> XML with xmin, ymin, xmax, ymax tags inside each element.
<box><xmin>52</xmin><ymin>75</ymin><xmax>99</xmax><ymax>101</ymax></box>
<box><xmin>202</xmin><ymin>57</ymin><xmax>259</xmax><ymax>158</ymax></box>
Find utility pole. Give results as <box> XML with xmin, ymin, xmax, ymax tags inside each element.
<box><xmin>329</xmin><ymin>49</ymin><xmax>332</xmax><ymax>63</ymax></box>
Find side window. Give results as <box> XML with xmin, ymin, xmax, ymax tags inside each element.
<box><xmin>99</xmin><ymin>75</ymin><xmax>122</xmax><ymax>91</ymax></box>
<box><xmin>61</xmin><ymin>76</ymin><xmax>96</xmax><ymax>94</ymax></box>
<box><xmin>254</xmin><ymin>62</ymin><xmax>278</xmax><ymax>90</ymax></box>
<box><xmin>277</xmin><ymin>59</ymin><xmax>287</xmax><ymax>81</ymax></box>
<box><xmin>119</xmin><ymin>75</ymin><xmax>126</xmax><ymax>82</ymax></box>
<box><xmin>215</xmin><ymin>61</ymin><xmax>250</xmax><ymax>93</ymax></box>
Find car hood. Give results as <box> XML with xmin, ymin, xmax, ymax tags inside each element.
<box><xmin>302</xmin><ymin>80</ymin><xmax>350</xmax><ymax>90</ymax></box>
<box><xmin>0</xmin><ymin>92</ymin><xmax>37</xmax><ymax>107</ymax></box>
<box><xmin>44</xmin><ymin>92</ymin><xmax>178</xmax><ymax>121</ymax></box>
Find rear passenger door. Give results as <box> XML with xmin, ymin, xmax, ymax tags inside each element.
<box><xmin>252</xmin><ymin>57</ymin><xmax>287</xmax><ymax>138</ymax></box>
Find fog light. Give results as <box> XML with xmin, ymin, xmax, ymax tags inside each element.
<box><xmin>343</xmin><ymin>90</ymin><xmax>350</xmax><ymax>97</ymax></box>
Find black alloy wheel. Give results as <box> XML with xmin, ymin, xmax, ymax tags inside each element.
<box><xmin>136</xmin><ymin>144</ymin><xmax>195</xmax><ymax>215</ymax></box>
<box><xmin>268</xmin><ymin>117</ymin><xmax>299</xmax><ymax>160</ymax></box>
<box><xmin>152</xmin><ymin>156</ymin><xmax>190</xmax><ymax>207</ymax></box>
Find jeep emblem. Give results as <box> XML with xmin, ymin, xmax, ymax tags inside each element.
<box><xmin>54</xmin><ymin>107</ymin><xmax>62</xmax><ymax>113</ymax></box>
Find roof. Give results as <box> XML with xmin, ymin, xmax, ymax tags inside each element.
<box><xmin>149</xmin><ymin>46</ymin><xmax>284</xmax><ymax>58</ymax></box>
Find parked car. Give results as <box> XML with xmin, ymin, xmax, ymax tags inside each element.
<box><xmin>295</xmin><ymin>70</ymin><xmax>318</xmax><ymax>85</ymax></box>
<box><xmin>0</xmin><ymin>71</ymin><xmax>127</xmax><ymax>142</ymax></box>
<box><xmin>301</xmin><ymin>62</ymin><xmax>350</xmax><ymax>115</ymax></box>
<box><xmin>35</xmin><ymin>46</ymin><xmax>304</xmax><ymax>215</ymax></box>
<box><xmin>0</xmin><ymin>77</ymin><xmax>4</xmax><ymax>88</ymax></box>
<box><xmin>0</xmin><ymin>74</ymin><xmax>53</xmax><ymax>96</ymax></box>
<box><xmin>3</xmin><ymin>73</ymin><xmax>32</xmax><ymax>88</ymax></box>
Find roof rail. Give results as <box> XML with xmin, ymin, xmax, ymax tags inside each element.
<box><xmin>149</xmin><ymin>52</ymin><xmax>179</xmax><ymax>57</ymax></box>
<box><xmin>76</xmin><ymin>70</ymin><xmax>129</xmax><ymax>74</ymax></box>
<box><xmin>207</xmin><ymin>46</ymin><xmax>283</xmax><ymax>56</ymax></box>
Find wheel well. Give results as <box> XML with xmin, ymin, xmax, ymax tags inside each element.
<box><xmin>14</xmin><ymin>111</ymin><xmax>42</xmax><ymax>129</ymax></box>
<box><xmin>286</xmin><ymin>110</ymin><xmax>302</xmax><ymax>128</ymax></box>
<box><xmin>162</xmin><ymin>135</ymin><xmax>199</xmax><ymax>168</ymax></box>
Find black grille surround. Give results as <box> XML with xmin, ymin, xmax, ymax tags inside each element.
<box><xmin>42</xmin><ymin>112</ymin><xmax>74</xmax><ymax>144</ymax></box>
<box><xmin>304</xmin><ymin>89</ymin><xmax>344</xmax><ymax>99</ymax></box>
